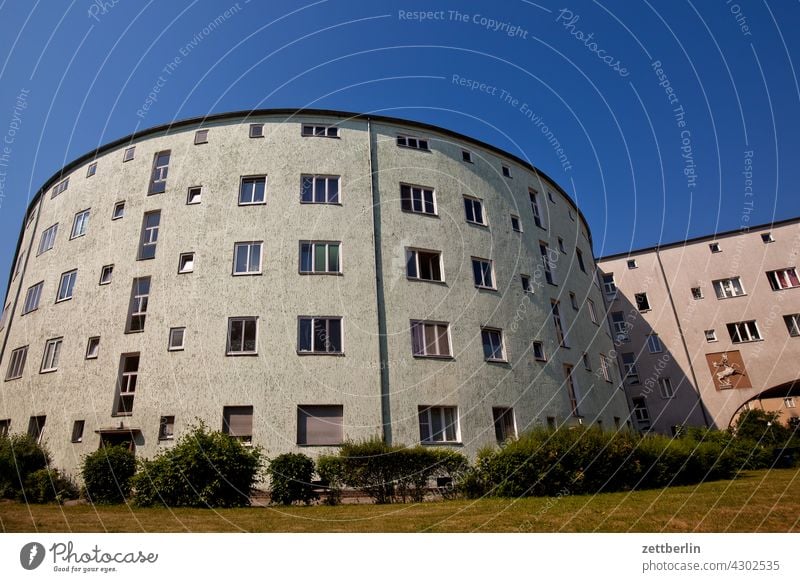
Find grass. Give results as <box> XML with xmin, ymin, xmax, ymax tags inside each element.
<box><xmin>1</xmin><ymin>468</ymin><xmax>798</xmax><ymax>533</ymax></box>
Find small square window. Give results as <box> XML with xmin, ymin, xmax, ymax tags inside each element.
<box><xmin>691</xmin><ymin>287</ymin><xmax>703</xmax><ymax>300</ymax></box>
<box><xmin>86</xmin><ymin>336</ymin><xmax>100</xmax><ymax>359</ymax></box>
<box><xmin>71</xmin><ymin>420</ymin><xmax>85</xmax><ymax>443</ymax></box>
<box><xmin>178</xmin><ymin>252</ymin><xmax>195</xmax><ymax>274</ymax></box>
<box><xmin>99</xmin><ymin>265</ymin><xmax>114</xmax><ymax>285</ymax></box>
<box><xmin>249</xmin><ymin>124</ymin><xmax>264</xmax><ymax>138</ymax></box>
<box><xmin>510</xmin><ymin>215</ymin><xmax>522</xmax><ymax>232</ymax></box>
<box><xmin>187</xmin><ymin>186</ymin><xmax>202</xmax><ymax>205</ymax></box>
<box><xmin>462</xmin><ymin>150</ymin><xmax>473</xmax><ymax>163</ymax></box>
<box><xmin>627</xmin><ymin>259</ymin><xmax>637</xmax><ymax>269</ymax></box>
<box><xmin>194</xmin><ymin>129</ymin><xmax>209</xmax><ymax>144</ymax></box>
<box><xmin>502</xmin><ymin>165</ymin><xmax>511</xmax><ymax>178</ymax></box>
<box><xmin>112</xmin><ymin>201</ymin><xmax>125</xmax><ymax>220</ymax></box>
<box><xmin>532</xmin><ymin>341</ymin><xmax>546</xmax><ymax>361</ymax></box>
<box><xmin>158</xmin><ymin>415</ymin><xmax>175</xmax><ymax>440</ymax></box>
<box><xmin>761</xmin><ymin>232</ymin><xmax>774</xmax><ymax>243</ymax></box>
<box><xmin>123</xmin><ymin>146</ymin><xmax>135</xmax><ymax>162</ymax></box>
<box><xmin>86</xmin><ymin>162</ymin><xmax>97</xmax><ymax>177</ymax></box>
<box><xmin>709</xmin><ymin>242</ymin><xmax>721</xmax><ymax>253</ymax></box>
<box><xmin>705</xmin><ymin>329</ymin><xmax>717</xmax><ymax>342</ymax></box>
<box><xmin>168</xmin><ymin>327</ymin><xmax>185</xmax><ymax>351</ymax></box>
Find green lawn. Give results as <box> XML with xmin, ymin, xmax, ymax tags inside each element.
<box><xmin>1</xmin><ymin>468</ymin><xmax>797</xmax><ymax>533</ymax></box>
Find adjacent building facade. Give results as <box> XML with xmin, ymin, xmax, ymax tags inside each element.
<box><xmin>598</xmin><ymin>218</ymin><xmax>800</xmax><ymax>434</ymax></box>
<box><xmin>0</xmin><ymin>109</ymin><xmax>629</xmax><ymax>475</ymax></box>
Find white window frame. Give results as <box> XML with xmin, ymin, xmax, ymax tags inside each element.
<box><xmin>194</xmin><ymin>129</ymin><xmax>209</xmax><ymax>145</ymax></box>
<box><xmin>784</xmin><ymin>397</ymin><xmax>796</xmax><ymax>409</ymax></box>
<box><xmin>622</xmin><ymin>352</ymin><xmax>639</xmax><ymax>384</ymax></box>
<box><xmin>588</xmin><ymin>299</ymin><xmax>598</xmax><ymax>324</ymax></box>
<box><xmin>86</xmin><ymin>336</ymin><xmax>100</xmax><ymax>359</ymax></box>
<box><xmin>611</xmin><ymin>311</ymin><xmax>629</xmax><ymax>342</ymax></box>
<box><xmin>599</xmin><ymin>354</ymin><xmax>611</xmax><ymax>382</ymax></box>
<box><xmin>301</xmin><ymin>174</ymin><xmax>340</xmax><ymax>204</ymax></box>
<box><xmin>691</xmin><ymin>287</ymin><xmax>703</xmax><ymax>300</ymax></box>
<box><xmin>602</xmin><ymin>274</ymin><xmax>617</xmax><ymax>297</ymax></box>
<box><xmin>178</xmin><ymin>252</ymin><xmax>195</xmax><ymax>274</ymax></box>
<box><xmin>116</xmin><ymin>353</ymin><xmax>139</xmax><ymax>415</ymax></box>
<box><xmin>397</xmin><ymin>134</ymin><xmax>429</xmax><ymax>151</ymax></box>
<box><xmin>709</xmin><ymin>242</ymin><xmax>721</xmax><ymax>253</ymax></box>
<box><xmin>492</xmin><ymin>407</ymin><xmax>517</xmax><ymax>442</ymax></box>
<box><xmin>646</xmin><ymin>334</ymin><xmax>662</xmax><ymax>353</ymax></box>
<box><xmin>70</xmin><ymin>209</ymin><xmax>90</xmax><ymax>239</ymax></box>
<box><xmin>168</xmin><ymin>327</ymin><xmax>186</xmax><ymax>351</ymax></box>
<box><xmin>40</xmin><ymin>337</ymin><xmax>62</xmax><ymax>373</ymax></box>
<box><xmin>463</xmin><ymin>195</ymin><xmax>486</xmax><ymax>226</ymax></box>
<box><xmin>297</xmin><ymin>316</ymin><xmax>344</xmax><ymax>355</ymax></box>
<box><xmin>148</xmin><ymin>150</ymin><xmax>171</xmax><ymax>194</ymax></box>
<box><xmin>727</xmin><ymin>320</ymin><xmax>762</xmax><ymax>343</ymax></box>
<box><xmin>5</xmin><ymin>346</ymin><xmax>28</xmax><ymax>380</ymax></box>
<box><xmin>761</xmin><ymin>232</ymin><xmax>774</xmax><ymax>243</ymax></box>
<box><xmin>56</xmin><ymin>270</ymin><xmax>77</xmax><ymax>302</ymax></box>
<box><xmin>632</xmin><ymin>397</ymin><xmax>650</xmax><ymax>428</ymax></box>
<box><xmin>239</xmin><ymin>175</ymin><xmax>267</xmax><ymax>205</ymax></box>
<box><xmin>405</xmin><ymin>248</ymin><xmax>442</xmax><ymax>282</ymax></box>
<box><xmin>71</xmin><ymin>420</ymin><xmax>85</xmax><ymax>443</ymax></box>
<box><xmin>418</xmin><ymin>406</ymin><xmax>459</xmax><ymax>443</ymax></box>
<box><xmin>713</xmin><ymin>277</ymin><xmax>746</xmax><ymax>299</ymax></box>
<box><xmin>123</xmin><ymin>146</ymin><xmax>135</xmax><ymax>162</ymax></box>
<box><xmin>471</xmin><ymin>257</ymin><xmax>495</xmax><ymax>290</ymax></box>
<box><xmin>627</xmin><ymin>259</ymin><xmax>638</xmax><ymax>269</ymax></box>
<box><xmin>400</xmin><ymin>183</ymin><xmax>437</xmax><ymax>216</ymax></box>
<box><xmin>233</xmin><ymin>242</ymin><xmax>263</xmax><ymax>275</ymax></box>
<box><xmin>767</xmin><ymin>268</ymin><xmax>800</xmax><ymax>291</ymax></box>
<box><xmin>510</xmin><ymin>214</ymin><xmax>522</xmax><ymax>232</ymax></box>
<box><xmin>659</xmin><ymin>377</ymin><xmax>675</xmax><ymax>399</ymax></box>
<box><xmin>301</xmin><ymin>124</ymin><xmax>338</xmax><ymax>138</ymax></box>
<box><xmin>227</xmin><ymin>317</ymin><xmax>259</xmax><ymax>355</ymax></box>
<box><xmin>138</xmin><ymin>211</ymin><xmax>160</xmax><ymax>260</ymax></box>
<box><xmin>158</xmin><ymin>416</ymin><xmax>175</xmax><ymax>440</ymax></box>
<box><xmin>126</xmin><ymin>277</ymin><xmax>151</xmax><ymax>333</ymax></box>
<box><xmin>533</xmin><ymin>341</ymin><xmax>546</xmax><ymax>362</ymax></box>
<box><xmin>705</xmin><ymin>329</ymin><xmax>718</xmax><ymax>342</ymax></box>
<box><xmin>51</xmin><ymin>177</ymin><xmax>69</xmax><ymax>198</ymax></box>
<box><xmin>187</xmin><ymin>186</ymin><xmax>202</xmax><ymax>205</ymax></box>
<box><xmin>112</xmin><ymin>201</ymin><xmax>125</xmax><ymax>220</ymax></box>
<box><xmin>521</xmin><ymin>274</ymin><xmax>533</xmax><ymax>293</ymax></box>
<box><xmin>481</xmin><ymin>327</ymin><xmax>506</xmax><ymax>362</ymax></box>
<box><xmin>37</xmin><ymin>223</ymin><xmax>58</xmax><ymax>255</ymax></box>
<box><xmin>22</xmin><ymin>281</ymin><xmax>44</xmax><ymax>314</ymax></box>
<box><xmin>300</xmin><ymin>241</ymin><xmax>342</xmax><ymax>275</ymax></box>
<box><xmin>86</xmin><ymin>162</ymin><xmax>97</xmax><ymax>177</ymax></box>
<box><xmin>529</xmin><ymin>189</ymin><xmax>544</xmax><ymax>228</ymax></box>
<box><xmin>410</xmin><ymin>320</ymin><xmax>452</xmax><ymax>358</ymax></box>
<box><xmin>99</xmin><ymin>264</ymin><xmax>114</xmax><ymax>285</ymax></box>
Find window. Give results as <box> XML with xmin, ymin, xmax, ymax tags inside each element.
<box><xmin>767</xmin><ymin>268</ymin><xmax>800</xmax><ymax>290</ymax></box>
<box><xmin>569</xmin><ymin>292</ymin><xmax>578</xmax><ymax>311</ymax></box>
<box><xmin>301</xmin><ymin>242</ymin><xmax>341</xmax><ymax>275</ymax></box>
<box><xmin>611</xmin><ymin>311</ymin><xmax>628</xmax><ymax>342</ymax></box>
<box><xmin>551</xmin><ymin>301</ymin><xmax>568</xmax><ymax>348</ymax></box>
<box><xmin>532</xmin><ymin>341</ymin><xmax>546</xmax><ymax>361</ymax></box>
<box><xmin>621</xmin><ymin>352</ymin><xmax>639</xmax><ymax>384</ymax></box>
<box><xmin>727</xmin><ymin>320</ymin><xmax>762</xmax><ymax>343</ymax></box>
<box><xmin>86</xmin><ymin>162</ymin><xmax>97</xmax><ymax>177</ymax></box>
<box><xmin>588</xmin><ymin>299</ymin><xmax>598</xmax><ymax>324</ymax></box>
<box><xmin>0</xmin><ymin>419</ymin><xmax>9</xmax><ymax>437</ymax></box>
<box><xmin>481</xmin><ymin>328</ymin><xmax>506</xmax><ymax>362</ymax></box>
<box><xmin>547</xmin><ymin>417</ymin><xmax>556</xmax><ymax>430</ymax></box>
<box><xmin>148</xmin><ymin>150</ymin><xmax>171</xmax><ymax>194</ymax></box>
<box><xmin>194</xmin><ymin>129</ymin><xmax>208</xmax><ymax>145</ymax></box>
<box><xmin>713</xmin><ymin>277</ymin><xmax>745</xmax><ymax>298</ymax></box>
<box><xmin>302</xmin><ymin>124</ymin><xmax>338</xmax><ymax>138</ymax></box>
<box><xmin>301</xmin><ymin>175</ymin><xmax>340</xmax><ymax>204</ymax></box>
<box><xmin>602</xmin><ymin>273</ymin><xmax>617</xmax><ymax>297</ymax></box>
<box><xmin>298</xmin><ymin>317</ymin><xmax>343</xmax><ymax>354</ymax></box>
<box><xmin>539</xmin><ymin>243</ymin><xmax>555</xmax><ymax>285</ymax></box>
<box><xmin>239</xmin><ymin>176</ymin><xmax>267</xmax><ymax>205</ymax></box>
<box><xmin>227</xmin><ymin>317</ymin><xmax>258</xmax><ymax>355</ymax></box>
<box><xmin>168</xmin><ymin>327</ymin><xmax>185</xmax><ymax>351</ymax></box>
<box><xmin>691</xmin><ymin>287</ymin><xmax>703</xmax><ymax>300</ymax></box>
<box><xmin>397</xmin><ymin>134</ymin><xmax>429</xmax><ymax>150</ymax></box>
<box><xmin>461</xmin><ymin>150</ymin><xmax>473</xmax><ymax>163</ymax></box>
<box><xmin>126</xmin><ymin>277</ymin><xmax>151</xmax><ymax>333</ymax></box>
<box><xmin>56</xmin><ymin>270</ymin><xmax>77</xmax><ymax>302</ymax></box>
<box><xmin>233</xmin><ymin>242</ymin><xmax>263</xmax><ymax>275</ymax></box>
<box><xmin>635</xmin><ymin>292</ymin><xmax>651</xmax><ymax>311</ymax></box>
<box><xmin>115</xmin><ymin>353</ymin><xmax>139</xmax><ymax>415</ymax></box>
<box><xmin>761</xmin><ymin>232</ymin><xmax>774</xmax><ymax>243</ymax></box>
<box><xmin>471</xmin><ymin>257</ymin><xmax>495</xmax><ymax>289</ymax></box>
<box><xmin>51</xmin><ymin>177</ymin><xmax>69</xmax><ymax>198</ymax></box>
<box><xmin>187</xmin><ymin>186</ymin><xmax>202</xmax><ymax>205</ymax></box>
<box><xmin>709</xmin><ymin>242</ymin><xmax>721</xmax><ymax>253</ymax></box>
<box><xmin>521</xmin><ymin>274</ymin><xmax>533</xmax><ymax>293</ymax></box>
<box><xmin>705</xmin><ymin>329</ymin><xmax>717</xmax><ymax>342</ymax></box>
<box><xmin>492</xmin><ymin>407</ymin><xmax>516</xmax><ymax>442</ymax></box>
<box><xmin>158</xmin><ymin>416</ymin><xmax>175</xmax><ymax>440</ymax></box>
<box><xmin>627</xmin><ymin>259</ymin><xmax>638</xmax><ymax>269</ymax></box>
<box><xmin>71</xmin><ymin>209</ymin><xmax>90</xmax><ymax>239</ymax></box>
<box><xmin>123</xmin><ymin>146</ymin><xmax>135</xmax><ymax>162</ymax></box>
<box><xmin>529</xmin><ymin>189</ymin><xmax>544</xmax><ymax>228</ymax></box>
<box><xmin>784</xmin><ymin>397</ymin><xmax>796</xmax><ymax>409</ymax></box>
<box><xmin>0</xmin><ymin>304</ymin><xmax>7</xmax><ymax>331</ymax></box>
<box><xmin>631</xmin><ymin>397</ymin><xmax>650</xmax><ymax>429</ymax></box>
<box><xmin>564</xmin><ymin>365</ymin><xmax>580</xmax><ymax>417</ymax></box>
<box><xmin>576</xmin><ymin>248</ymin><xmax>586</xmax><ymax>273</ymax></box>
<box><xmin>86</xmin><ymin>336</ymin><xmax>100</xmax><ymax>359</ymax></box>
<box><xmin>568</xmin><ymin>210</ymin><xmax>575</xmax><ymax>221</ymax></box>
<box><xmin>400</xmin><ymin>184</ymin><xmax>436</xmax><ymax>215</ymax></box>
<box><xmin>178</xmin><ymin>253</ymin><xmax>195</xmax><ymax>274</ymax></box>
<box><xmin>112</xmin><ymin>201</ymin><xmax>125</xmax><ymax>220</ymax></box>
<box><xmin>249</xmin><ymin>124</ymin><xmax>264</xmax><ymax>138</ymax></box>
<box><xmin>784</xmin><ymin>314</ymin><xmax>800</xmax><ymax>337</ymax></box>
<box><xmin>547</xmin><ymin>191</ymin><xmax>555</xmax><ymax>203</ymax></box>
<box><xmin>406</xmin><ymin>248</ymin><xmax>441</xmax><ymax>282</ymax></box>
<box><xmin>510</xmin><ymin>215</ymin><xmax>522</xmax><ymax>232</ymax></box>
<box><xmin>6</xmin><ymin>346</ymin><xmax>28</xmax><ymax>380</ymax></box>
<box><xmin>99</xmin><ymin>264</ymin><xmax>114</xmax><ymax>285</ymax></box>
<box><xmin>297</xmin><ymin>405</ymin><xmax>343</xmax><ymax>446</ymax></box>
<box><xmin>463</xmin><ymin>196</ymin><xmax>486</xmax><ymax>225</ymax></box>
<box><xmin>659</xmin><ymin>377</ymin><xmax>675</xmax><ymax>399</ymax></box>
<box><xmin>646</xmin><ymin>334</ymin><xmax>662</xmax><ymax>353</ymax></box>
<box><xmin>22</xmin><ymin>281</ymin><xmax>43</xmax><ymax>314</ymax></box>
<box><xmin>40</xmin><ymin>337</ymin><xmax>63</xmax><ymax>373</ymax></box>
<box><xmin>558</xmin><ymin>237</ymin><xmax>566</xmax><ymax>253</ymax></box>
<box><xmin>582</xmin><ymin>352</ymin><xmax>591</xmax><ymax>370</ymax></box>
<box><xmin>28</xmin><ymin>416</ymin><xmax>46</xmax><ymax>443</ymax></box>
<box><xmin>418</xmin><ymin>406</ymin><xmax>459</xmax><ymax>443</ymax></box>
<box><xmin>12</xmin><ymin>250</ymin><xmax>24</xmax><ymax>280</ymax></box>
<box><xmin>410</xmin><ymin>320</ymin><xmax>451</xmax><ymax>358</ymax></box>
<box><xmin>501</xmin><ymin>165</ymin><xmax>511</xmax><ymax>178</ymax></box>
<box><xmin>223</xmin><ymin>406</ymin><xmax>253</xmax><ymax>444</ymax></box>
<box><xmin>599</xmin><ymin>354</ymin><xmax>611</xmax><ymax>382</ymax></box>
<box><xmin>71</xmin><ymin>420</ymin><xmax>85</xmax><ymax>443</ymax></box>
<box><xmin>37</xmin><ymin>223</ymin><xmax>58</xmax><ymax>255</ymax></box>
<box><xmin>138</xmin><ymin>210</ymin><xmax>161</xmax><ymax>260</ymax></box>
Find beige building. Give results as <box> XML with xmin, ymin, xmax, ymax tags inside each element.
<box><xmin>0</xmin><ymin>109</ymin><xmax>629</xmax><ymax>476</ymax></box>
<box><xmin>597</xmin><ymin>218</ymin><xmax>800</xmax><ymax>434</ymax></box>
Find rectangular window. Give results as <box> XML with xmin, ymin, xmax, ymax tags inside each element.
<box><xmin>548</xmin><ymin>191</ymin><xmax>555</xmax><ymax>203</ymax></box>
<box><xmin>557</xmin><ymin>237</ymin><xmax>566</xmax><ymax>253</ymax></box>
<box><xmin>187</xmin><ymin>186</ymin><xmax>202</xmax><ymax>205</ymax></box>
<box><xmin>576</xmin><ymin>248</ymin><xmax>586</xmax><ymax>273</ymax></box>
<box><xmin>581</xmin><ymin>353</ymin><xmax>591</xmax><ymax>371</ymax></box>
<box><xmin>0</xmin><ymin>419</ymin><xmax>9</xmax><ymax>437</ymax></box>
<box><xmin>233</xmin><ymin>242</ymin><xmax>263</xmax><ymax>275</ymax></box>
<box><xmin>521</xmin><ymin>274</ymin><xmax>533</xmax><ymax>293</ymax></box>
<box><xmin>5</xmin><ymin>346</ymin><xmax>28</xmax><ymax>380</ymax></box>
<box><xmin>463</xmin><ymin>196</ymin><xmax>486</xmax><ymax>225</ymax></box>
<box><xmin>461</xmin><ymin>150</ymin><xmax>472</xmax><ymax>163</ymax></box>
<box><xmin>659</xmin><ymin>377</ymin><xmax>675</xmax><ymax>399</ymax></box>
<box><xmin>298</xmin><ymin>317</ymin><xmax>343</xmax><ymax>354</ymax></box>
<box><xmin>635</xmin><ymin>292</ymin><xmax>651</xmax><ymax>311</ymax></box>
<box><xmin>227</xmin><ymin>317</ymin><xmax>258</xmax><ymax>355</ymax></box>
<box><xmin>40</xmin><ymin>337</ymin><xmax>63</xmax><ymax>373</ymax></box>
<box><xmin>418</xmin><ymin>406</ymin><xmax>459</xmax><ymax>443</ymax></box>
<box><xmin>481</xmin><ymin>327</ymin><xmax>506</xmax><ymax>362</ymax></box>
<box><xmin>86</xmin><ymin>336</ymin><xmax>100</xmax><ymax>359</ymax></box>
<box><xmin>249</xmin><ymin>124</ymin><xmax>264</xmax><ymax>138</ymax></box>
<box><xmin>510</xmin><ymin>215</ymin><xmax>522</xmax><ymax>232</ymax></box>
<box><xmin>158</xmin><ymin>416</ymin><xmax>175</xmax><ymax>440</ymax></box>
<box><xmin>727</xmin><ymin>320</ymin><xmax>762</xmax><ymax>343</ymax></box>
<box><xmin>71</xmin><ymin>420</ymin><xmax>85</xmax><ymax>443</ymax></box>
<box><xmin>529</xmin><ymin>189</ymin><xmax>544</xmax><ymax>228</ymax></box>
<box><xmin>471</xmin><ymin>257</ymin><xmax>495</xmax><ymax>289</ymax></box>
<box><xmin>194</xmin><ymin>130</ymin><xmax>208</xmax><ymax>145</ymax></box>
<box><xmin>627</xmin><ymin>259</ymin><xmax>638</xmax><ymax>269</ymax></box>
<box><xmin>123</xmin><ymin>146</ymin><xmax>135</xmax><ymax>162</ymax></box>
<box><xmin>588</xmin><ymin>299</ymin><xmax>598</xmax><ymax>324</ymax></box>
<box><xmin>569</xmin><ymin>292</ymin><xmax>578</xmax><ymax>311</ymax></box>
<box><xmin>222</xmin><ymin>406</ymin><xmax>253</xmax><ymax>444</ymax></box>
<box><xmin>178</xmin><ymin>252</ymin><xmax>195</xmax><ymax>274</ymax></box>
<box><xmin>492</xmin><ymin>407</ymin><xmax>516</xmax><ymax>442</ymax></box>
<box><xmin>784</xmin><ymin>314</ymin><xmax>800</xmax><ymax>337</ymax></box>
<box><xmin>51</xmin><ymin>177</ymin><xmax>69</xmax><ymax>198</ymax></box>
<box><xmin>410</xmin><ymin>320</ymin><xmax>451</xmax><ymax>358</ymax></box>
<box><xmin>138</xmin><ymin>211</ymin><xmax>161</xmax><ymax>260</ymax></box>
<box><xmin>86</xmin><ymin>162</ymin><xmax>97</xmax><ymax>177</ymax></box>
<box><xmin>301</xmin><ymin>242</ymin><xmax>341</xmax><ymax>274</ymax></box>
<box><xmin>405</xmin><ymin>248</ymin><xmax>442</xmax><ymax>282</ymax></box>
<box><xmin>28</xmin><ymin>416</ymin><xmax>46</xmax><ymax>443</ymax></box>
<box><xmin>767</xmin><ymin>268</ymin><xmax>800</xmax><ymax>290</ymax></box>
<box><xmin>539</xmin><ymin>243</ymin><xmax>554</xmax><ymax>285</ymax></box>
<box><xmin>12</xmin><ymin>250</ymin><xmax>24</xmax><ymax>280</ymax></box>
<box><xmin>533</xmin><ymin>341</ymin><xmax>546</xmax><ymax>361</ymax></box>
<box><xmin>397</xmin><ymin>134</ymin><xmax>429</xmax><ymax>150</ymax></box>
<box><xmin>22</xmin><ymin>281</ymin><xmax>44</xmax><ymax>314</ymax></box>
<box><xmin>71</xmin><ymin>209</ymin><xmax>90</xmax><ymax>239</ymax></box>
<box><xmin>761</xmin><ymin>232</ymin><xmax>774</xmax><ymax>243</ymax></box>
<box><xmin>611</xmin><ymin>311</ymin><xmax>629</xmax><ymax>342</ymax></box>
<box><xmin>646</xmin><ymin>334</ymin><xmax>662</xmax><ymax>353</ymax></box>
<box><xmin>99</xmin><ymin>264</ymin><xmax>114</xmax><ymax>285</ymax></box>
<box><xmin>691</xmin><ymin>287</ymin><xmax>703</xmax><ymax>300</ymax></box>
<box><xmin>564</xmin><ymin>365</ymin><xmax>580</xmax><ymax>417</ymax></box>
<box><xmin>709</xmin><ymin>242</ymin><xmax>721</xmax><ymax>253</ymax></box>
<box><xmin>56</xmin><ymin>270</ymin><xmax>77</xmax><ymax>302</ymax></box>
<box><xmin>112</xmin><ymin>201</ymin><xmax>125</xmax><ymax>220</ymax></box>
<box><xmin>785</xmin><ymin>397</ymin><xmax>796</xmax><ymax>409</ymax></box>
<box><xmin>239</xmin><ymin>176</ymin><xmax>267</xmax><ymax>205</ymax></box>
<box><xmin>602</xmin><ymin>273</ymin><xmax>617</xmax><ymax>297</ymax></box>
<box><xmin>126</xmin><ymin>277</ymin><xmax>151</xmax><ymax>333</ymax></box>
<box><xmin>37</xmin><ymin>223</ymin><xmax>58</xmax><ymax>255</ymax></box>
<box><xmin>705</xmin><ymin>329</ymin><xmax>717</xmax><ymax>342</ymax></box>
<box><xmin>551</xmin><ymin>301</ymin><xmax>568</xmax><ymax>347</ymax></box>
<box><xmin>400</xmin><ymin>183</ymin><xmax>436</xmax><ymax>215</ymax></box>
<box><xmin>599</xmin><ymin>354</ymin><xmax>611</xmax><ymax>382</ymax></box>
<box><xmin>0</xmin><ymin>304</ymin><xmax>7</xmax><ymax>331</ymax></box>
<box><xmin>297</xmin><ymin>405</ymin><xmax>343</xmax><ymax>446</ymax></box>
<box><xmin>631</xmin><ymin>397</ymin><xmax>650</xmax><ymax>429</ymax></box>
<box><xmin>502</xmin><ymin>165</ymin><xmax>511</xmax><ymax>178</ymax></box>
<box><xmin>301</xmin><ymin>124</ymin><xmax>338</xmax><ymax>138</ymax></box>
<box><xmin>148</xmin><ymin>150</ymin><xmax>171</xmax><ymax>194</ymax></box>
<box><xmin>713</xmin><ymin>277</ymin><xmax>745</xmax><ymax>298</ymax></box>
<box><xmin>115</xmin><ymin>353</ymin><xmax>139</xmax><ymax>415</ymax></box>
<box><xmin>168</xmin><ymin>327</ymin><xmax>185</xmax><ymax>351</ymax></box>
<box><xmin>621</xmin><ymin>352</ymin><xmax>639</xmax><ymax>384</ymax></box>
<box><xmin>301</xmin><ymin>175</ymin><xmax>340</xmax><ymax>204</ymax></box>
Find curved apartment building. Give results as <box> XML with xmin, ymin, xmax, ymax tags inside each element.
<box><xmin>0</xmin><ymin>109</ymin><xmax>629</xmax><ymax>474</ymax></box>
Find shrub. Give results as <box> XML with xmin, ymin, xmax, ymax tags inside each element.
<box><xmin>24</xmin><ymin>468</ymin><xmax>79</xmax><ymax>504</ymax></box>
<box><xmin>267</xmin><ymin>453</ymin><xmax>317</xmax><ymax>505</ymax></box>
<box><xmin>316</xmin><ymin>455</ymin><xmax>345</xmax><ymax>505</ymax></box>
<box><xmin>0</xmin><ymin>433</ymin><xmax>50</xmax><ymax>500</ymax></box>
<box><xmin>131</xmin><ymin>423</ymin><xmax>263</xmax><ymax>508</ymax></box>
<box><xmin>81</xmin><ymin>445</ymin><xmax>136</xmax><ymax>504</ymax></box>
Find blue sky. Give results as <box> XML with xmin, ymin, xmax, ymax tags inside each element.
<box><xmin>0</xmin><ymin>0</ymin><xmax>798</xmax><ymax>282</ymax></box>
